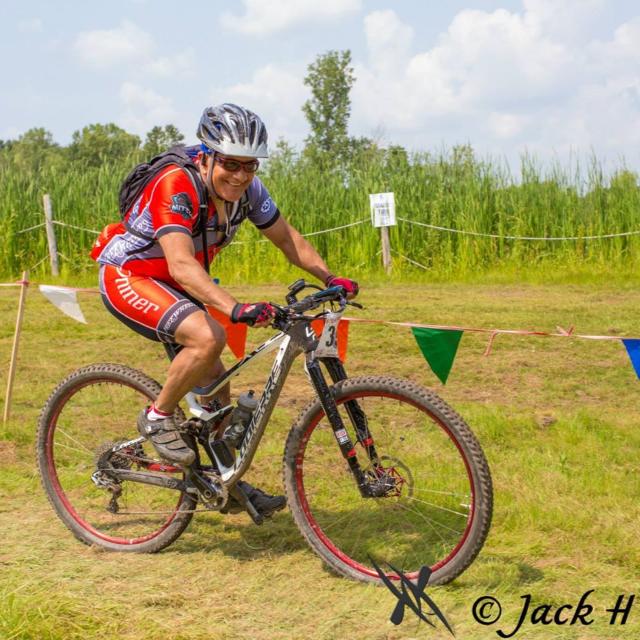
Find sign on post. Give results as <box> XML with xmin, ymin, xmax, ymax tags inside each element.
<box><xmin>369</xmin><ymin>192</ymin><xmax>396</xmax><ymax>273</ymax></box>
<box><xmin>369</xmin><ymin>192</ymin><xmax>396</xmax><ymax>228</ymax></box>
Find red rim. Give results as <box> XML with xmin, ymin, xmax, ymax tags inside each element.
<box><xmin>295</xmin><ymin>390</ymin><xmax>476</xmax><ymax>581</ymax></box>
<box><xmin>44</xmin><ymin>377</ymin><xmax>183</xmax><ymax>546</ymax></box>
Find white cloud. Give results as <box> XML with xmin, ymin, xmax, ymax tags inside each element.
<box><xmin>522</xmin><ymin>0</ymin><xmax>605</xmax><ymax>42</ymax></box>
<box><xmin>221</xmin><ymin>0</ymin><xmax>362</xmax><ymax>36</ymax></box>
<box><xmin>210</xmin><ymin>64</ymin><xmax>310</xmax><ymax>144</ymax></box>
<box><xmin>72</xmin><ymin>21</ymin><xmax>195</xmax><ymax>77</ymax></box>
<box><xmin>119</xmin><ymin>82</ymin><xmax>178</xmax><ymax>135</ymax></box>
<box><xmin>349</xmin><ymin>4</ymin><xmax>640</xmax><ymax>167</ymax></box>
<box><xmin>73</xmin><ymin>21</ymin><xmax>153</xmax><ymax>69</ymax></box>
<box><xmin>146</xmin><ymin>48</ymin><xmax>197</xmax><ymax>78</ymax></box>
<box><xmin>364</xmin><ymin>10</ymin><xmax>414</xmax><ymax>77</ymax></box>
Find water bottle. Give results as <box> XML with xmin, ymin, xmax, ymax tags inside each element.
<box><xmin>222</xmin><ymin>390</ymin><xmax>258</xmax><ymax>449</ymax></box>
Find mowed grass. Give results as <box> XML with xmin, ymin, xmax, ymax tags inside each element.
<box><xmin>0</xmin><ymin>281</ymin><xmax>639</xmax><ymax>639</ymax></box>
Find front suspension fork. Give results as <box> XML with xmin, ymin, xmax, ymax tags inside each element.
<box><xmin>321</xmin><ymin>357</ymin><xmax>382</xmax><ymax>466</ymax></box>
<box><xmin>307</xmin><ymin>356</ymin><xmax>383</xmax><ymax>497</ymax></box>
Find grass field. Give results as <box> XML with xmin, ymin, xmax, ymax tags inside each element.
<box><xmin>1</xmin><ymin>280</ymin><xmax>639</xmax><ymax>639</ymax></box>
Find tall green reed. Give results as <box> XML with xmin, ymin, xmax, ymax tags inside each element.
<box><xmin>1</xmin><ymin>147</ymin><xmax>638</xmax><ymax>283</ymax></box>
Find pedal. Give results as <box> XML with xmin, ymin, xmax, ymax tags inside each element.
<box><xmin>228</xmin><ymin>483</ymin><xmax>264</xmax><ymax>525</ymax></box>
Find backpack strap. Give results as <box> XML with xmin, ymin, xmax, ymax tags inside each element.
<box><xmin>184</xmin><ymin>166</ymin><xmax>210</xmax><ymax>275</ymax></box>
<box><xmin>119</xmin><ymin>146</ymin><xmax>211</xmax><ymax>273</ymax></box>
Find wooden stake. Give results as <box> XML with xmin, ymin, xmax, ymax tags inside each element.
<box><xmin>3</xmin><ymin>271</ymin><xmax>29</xmax><ymax>424</ymax></box>
<box><xmin>43</xmin><ymin>194</ymin><xmax>59</xmax><ymax>277</ymax></box>
<box><xmin>380</xmin><ymin>225</ymin><xmax>392</xmax><ymax>274</ymax></box>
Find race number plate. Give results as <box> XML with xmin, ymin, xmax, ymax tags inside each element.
<box><xmin>315</xmin><ymin>312</ymin><xmax>341</xmax><ymax>358</ymax></box>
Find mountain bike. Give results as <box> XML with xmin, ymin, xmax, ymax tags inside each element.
<box><xmin>37</xmin><ymin>280</ymin><xmax>493</xmax><ymax>586</ymax></box>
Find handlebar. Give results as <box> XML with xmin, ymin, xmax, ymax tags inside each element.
<box><xmin>271</xmin><ymin>280</ymin><xmax>362</xmax><ymax>328</ymax></box>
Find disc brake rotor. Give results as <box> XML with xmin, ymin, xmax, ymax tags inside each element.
<box><xmin>363</xmin><ymin>454</ymin><xmax>414</xmax><ymax>498</ymax></box>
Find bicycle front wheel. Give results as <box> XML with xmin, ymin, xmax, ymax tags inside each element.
<box><xmin>36</xmin><ymin>363</ymin><xmax>195</xmax><ymax>552</ymax></box>
<box><xmin>283</xmin><ymin>375</ymin><xmax>492</xmax><ymax>585</ymax></box>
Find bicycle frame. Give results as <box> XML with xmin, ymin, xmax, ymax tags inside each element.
<box><xmin>183</xmin><ymin>307</ymin><xmax>382</xmax><ymax>500</ymax></box>
<box><xmin>107</xmin><ymin>303</ymin><xmax>381</xmax><ymax>510</ymax></box>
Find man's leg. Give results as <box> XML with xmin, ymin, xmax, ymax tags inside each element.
<box><xmin>158</xmin><ymin>310</ymin><xmax>285</xmax><ymax>516</ymax></box>
<box><xmin>99</xmin><ymin>267</ymin><xmax>284</xmax><ymax>513</ymax></box>
<box><xmin>186</xmin><ymin>358</ymin><xmax>232</xmax><ymax>438</ymax></box>
<box><xmin>154</xmin><ymin>310</ymin><xmax>226</xmax><ymax>413</ymax></box>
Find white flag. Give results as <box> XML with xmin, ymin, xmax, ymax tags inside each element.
<box><xmin>39</xmin><ymin>285</ymin><xmax>87</xmax><ymax>324</ymax></box>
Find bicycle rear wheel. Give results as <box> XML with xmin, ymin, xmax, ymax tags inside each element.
<box><xmin>284</xmin><ymin>375</ymin><xmax>492</xmax><ymax>585</ymax></box>
<box><xmin>36</xmin><ymin>363</ymin><xmax>195</xmax><ymax>552</ymax></box>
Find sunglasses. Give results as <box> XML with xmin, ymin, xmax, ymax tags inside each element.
<box><xmin>214</xmin><ymin>155</ymin><xmax>260</xmax><ymax>173</ymax></box>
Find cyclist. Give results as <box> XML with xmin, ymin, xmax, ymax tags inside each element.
<box><xmin>91</xmin><ymin>103</ymin><xmax>358</xmax><ymax>517</ymax></box>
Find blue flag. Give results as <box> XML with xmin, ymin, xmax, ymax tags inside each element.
<box><xmin>623</xmin><ymin>339</ymin><xmax>640</xmax><ymax>379</ymax></box>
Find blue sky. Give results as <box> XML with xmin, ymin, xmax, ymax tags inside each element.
<box><xmin>3</xmin><ymin>0</ymin><xmax>639</xmax><ymax>171</ymax></box>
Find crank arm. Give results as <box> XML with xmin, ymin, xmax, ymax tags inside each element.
<box><xmin>228</xmin><ymin>483</ymin><xmax>264</xmax><ymax>525</ymax></box>
<box><xmin>183</xmin><ymin>468</ymin><xmax>227</xmax><ymax>508</ymax></box>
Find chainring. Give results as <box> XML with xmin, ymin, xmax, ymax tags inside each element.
<box><xmin>199</xmin><ymin>469</ymin><xmax>229</xmax><ymax>510</ymax></box>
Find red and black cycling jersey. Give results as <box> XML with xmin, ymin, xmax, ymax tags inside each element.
<box><xmin>92</xmin><ymin>163</ymin><xmax>279</xmax><ymax>289</ymax></box>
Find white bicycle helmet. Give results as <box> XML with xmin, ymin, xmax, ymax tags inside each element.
<box><xmin>197</xmin><ymin>103</ymin><xmax>269</xmax><ymax>158</ymax></box>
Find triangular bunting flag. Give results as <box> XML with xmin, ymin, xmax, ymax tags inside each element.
<box><xmin>622</xmin><ymin>339</ymin><xmax>640</xmax><ymax>380</ymax></box>
<box><xmin>310</xmin><ymin>318</ymin><xmax>350</xmax><ymax>362</ymax></box>
<box><xmin>411</xmin><ymin>327</ymin><xmax>463</xmax><ymax>384</ymax></box>
<box><xmin>39</xmin><ymin>285</ymin><xmax>87</xmax><ymax>324</ymax></box>
<box><xmin>205</xmin><ymin>306</ymin><xmax>248</xmax><ymax>360</ymax></box>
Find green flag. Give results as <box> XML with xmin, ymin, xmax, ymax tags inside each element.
<box><xmin>411</xmin><ymin>327</ymin><xmax>463</xmax><ymax>384</ymax></box>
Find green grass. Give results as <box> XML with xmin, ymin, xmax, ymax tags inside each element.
<box><xmin>0</xmin><ymin>282</ymin><xmax>638</xmax><ymax>639</ymax></box>
<box><xmin>2</xmin><ymin>147</ymin><xmax>640</xmax><ymax>283</ymax></box>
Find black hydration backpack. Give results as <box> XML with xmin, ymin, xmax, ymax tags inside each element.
<box><xmin>118</xmin><ymin>145</ymin><xmax>210</xmax><ymax>273</ymax></box>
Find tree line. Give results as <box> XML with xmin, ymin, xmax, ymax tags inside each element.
<box><xmin>0</xmin><ymin>50</ymin><xmax>408</xmax><ymax>173</ymax></box>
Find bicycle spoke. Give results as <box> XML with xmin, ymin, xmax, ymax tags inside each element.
<box><xmin>56</xmin><ymin>428</ymin><xmax>94</xmax><ymax>454</ymax></box>
<box><xmin>39</xmin><ymin>367</ymin><xmax>194</xmax><ymax>550</ymax></box>
<box><xmin>288</xmin><ymin>376</ymin><xmax>492</xmax><ymax>585</ymax></box>
<box><xmin>52</xmin><ymin>440</ymin><xmax>94</xmax><ymax>458</ymax></box>
<box><xmin>402</xmin><ymin>499</ymin><xmax>465</xmax><ymax>535</ymax></box>
<box><xmin>318</xmin><ymin>509</ymin><xmax>361</xmax><ymax>532</ymax></box>
<box><xmin>395</xmin><ymin>500</ymin><xmax>458</xmax><ymax>554</ymax></box>
<box><xmin>406</xmin><ymin>494</ymin><xmax>470</xmax><ymax>519</ymax></box>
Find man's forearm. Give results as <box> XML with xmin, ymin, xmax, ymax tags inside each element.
<box><xmin>280</xmin><ymin>229</ymin><xmax>332</xmax><ymax>282</ymax></box>
<box><xmin>171</xmin><ymin>258</ymin><xmax>238</xmax><ymax>315</ymax></box>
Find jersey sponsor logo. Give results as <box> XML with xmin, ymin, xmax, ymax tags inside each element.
<box><xmin>260</xmin><ymin>197</ymin><xmax>272</xmax><ymax>214</ymax></box>
<box><xmin>114</xmin><ymin>275</ymin><xmax>161</xmax><ymax>314</ymax></box>
<box><xmin>170</xmin><ymin>192</ymin><xmax>193</xmax><ymax>219</ymax></box>
<box><xmin>162</xmin><ymin>302</ymin><xmax>195</xmax><ymax>334</ymax></box>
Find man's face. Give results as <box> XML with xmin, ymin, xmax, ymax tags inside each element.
<box><xmin>209</xmin><ymin>154</ymin><xmax>258</xmax><ymax>202</ymax></box>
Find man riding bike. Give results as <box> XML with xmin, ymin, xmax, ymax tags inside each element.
<box><xmin>91</xmin><ymin>103</ymin><xmax>358</xmax><ymax>518</ymax></box>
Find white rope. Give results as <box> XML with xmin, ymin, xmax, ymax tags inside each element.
<box><xmin>27</xmin><ymin>255</ymin><xmax>49</xmax><ymax>271</ymax></box>
<box><xmin>398</xmin><ymin>217</ymin><xmax>640</xmax><ymax>241</ymax></box>
<box><xmin>390</xmin><ymin>249</ymin><xmax>429</xmax><ymax>270</ymax></box>
<box><xmin>16</xmin><ymin>222</ymin><xmax>46</xmax><ymax>234</ymax></box>
<box><xmin>52</xmin><ymin>220</ymin><xmax>100</xmax><ymax>235</ymax></box>
<box><xmin>300</xmin><ymin>218</ymin><xmax>368</xmax><ymax>237</ymax></box>
<box><xmin>230</xmin><ymin>218</ymin><xmax>368</xmax><ymax>245</ymax></box>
